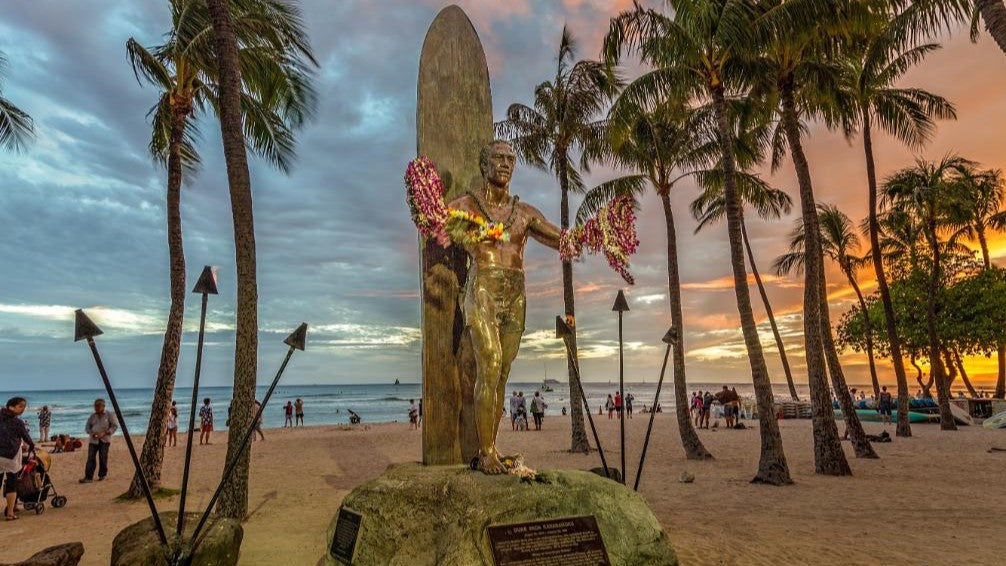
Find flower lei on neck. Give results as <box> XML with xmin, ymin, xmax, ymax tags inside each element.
<box><xmin>405</xmin><ymin>156</ymin><xmax>511</xmax><ymax>246</ymax></box>
<box><xmin>559</xmin><ymin>195</ymin><xmax>639</xmax><ymax>284</ymax></box>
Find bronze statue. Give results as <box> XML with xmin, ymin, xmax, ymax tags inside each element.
<box><xmin>447</xmin><ymin>140</ymin><xmax>560</xmax><ymax>474</ymax></box>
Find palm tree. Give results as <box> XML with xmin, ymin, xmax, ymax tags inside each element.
<box><xmin>124</xmin><ymin>0</ymin><xmax>316</xmax><ymax>500</ymax></box>
<box><xmin>690</xmin><ymin>169</ymin><xmax>800</xmax><ymax>401</ymax></box>
<box><xmin>204</xmin><ymin>0</ymin><xmax>314</xmax><ymax>520</ymax></box>
<box><xmin>0</xmin><ymin>51</ymin><xmax>34</xmax><ymax>152</ymax></box>
<box><xmin>837</xmin><ymin>9</ymin><xmax>956</xmax><ymax>437</ymax></box>
<box><xmin>953</xmin><ymin>166</ymin><xmax>1006</xmax><ymax>398</ymax></box>
<box><xmin>496</xmin><ymin>26</ymin><xmax>618</xmax><ymax>454</ymax></box>
<box><xmin>750</xmin><ymin>0</ymin><xmax>852</xmax><ymax>475</ymax></box>
<box><xmin>604</xmin><ymin>1</ymin><xmax>792</xmax><ymax>484</ymax></box>
<box><xmin>579</xmin><ymin>99</ymin><xmax>714</xmax><ymax>460</ymax></box>
<box><xmin>882</xmin><ymin>155</ymin><xmax>973</xmax><ymax>431</ymax></box>
<box><xmin>774</xmin><ymin>205</ymin><xmax>880</xmax><ymax>459</ymax></box>
<box><xmin>895</xmin><ymin>0</ymin><xmax>1006</xmax><ymax>57</ymax></box>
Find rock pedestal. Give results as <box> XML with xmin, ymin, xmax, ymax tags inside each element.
<box><xmin>110</xmin><ymin>512</ymin><xmax>242</xmax><ymax>566</ymax></box>
<box><xmin>325</xmin><ymin>463</ymin><xmax>676</xmax><ymax>565</ymax></box>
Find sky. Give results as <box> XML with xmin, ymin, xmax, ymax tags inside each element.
<box><xmin>1</xmin><ymin>0</ymin><xmax>1004</xmax><ymax>391</ymax></box>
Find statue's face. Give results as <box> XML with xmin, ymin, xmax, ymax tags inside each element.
<box><xmin>486</xmin><ymin>143</ymin><xmax>516</xmax><ymax>187</ymax></box>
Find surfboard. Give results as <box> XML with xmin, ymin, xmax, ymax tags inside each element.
<box><xmin>417</xmin><ymin>5</ymin><xmax>492</xmax><ymax>465</ymax></box>
<box><xmin>948</xmin><ymin>402</ymin><xmax>973</xmax><ymax>426</ymax></box>
<box><xmin>983</xmin><ymin>409</ymin><xmax>1006</xmax><ymax>429</ymax></box>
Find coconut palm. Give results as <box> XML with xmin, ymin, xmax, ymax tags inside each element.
<box><xmin>774</xmin><ymin>205</ymin><xmax>881</xmax><ymax>459</ymax></box>
<box><xmin>0</xmin><ymin>51</ymin><xmax>34</xmax><ymax>153</ymax></box>
<box><xmin>124</xmin><ymin>0</ymin><xmax>316</xmax><ymax>501</ymax></box>
<box><xmin>882</xmin><ymin>154</ymin><xmax>974</xmax><ymax>431</ymax></box>
<box><xmin>690</xmin><ymin>169</ymin><xmax>800</xmax><ymax>401</ymax></box>
<box><xmin>894</xmin><ymin>0</ymin><xmax>1006</xmax><ymax>56</ymax></box>
<box><xmin>836</xmin><ymin>9</ymin><xmax>956</xmax><ymax>437</ymax></box>
<box><xmin>748</xmin><ymin>0</ymin><xmax>854</xmax><ymax>475</ymax></box>
<box><xmin>777</xmin><ymin>205</ymin><xmax>881</xmax><ymax>398</ymax></box>
<box><xmin>953</xmin><ymin>165</ymin><xmax>1006</xmax><ymax>397</ymax></box>
<box><xmin>496</xmin><ymin>26</ymin><xmax>618</xmax><ymax>454</ymax></box>
<box><xmin>203</xmin><ymin>0</ymin><xmax>313</xmax><ymax>519</ymax></box>
<box><xmin>578</xmin><ymin>99</ymin><xmax>716</xmax><ymax>460</ymax></box>
<box><xmin>604</xmin><ymin>1</ymin><xmax>791</xmax><ymax>484</ymax></box>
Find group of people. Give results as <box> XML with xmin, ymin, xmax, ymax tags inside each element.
<box><xmin>603</xmin><ymin>392</ymin><xmax>635</xmax><ymax>419</ymax></box>
<box><xmin>690</xmin><ymin>386</ymin><xmax>742</xmax><ymax>429</ymax></box>
<box><xmin>282</xmin><ymin>399</ymin><xmax>306</xmax><ymax>428</ymax></box>
<box><xmin>507</xmin><ymin>390</ymin><xmax>548</xmax><ymax>431</ymax></box>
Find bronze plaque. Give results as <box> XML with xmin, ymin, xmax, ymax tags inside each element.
<box><xmin>329</xmin><ymin>507</ymin><xmax>363</xmax><ymax>564</ymax></box>
<box><xmin>487</xmin><ymin>516</ymin><xmax>610</xmax><ymax>566</ymax></box>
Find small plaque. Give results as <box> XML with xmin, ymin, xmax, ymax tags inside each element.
<box><xmin>329</xmin><ymin>507</ymin><xmax>363</xmax><ymax>564</ymax></box>
<box><xmin>487</xmin><ymin>516</ymin><xmax>610</xmax><ymax>566</ymax></box>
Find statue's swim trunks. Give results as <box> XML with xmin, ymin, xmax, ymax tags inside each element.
<box><xmin>462</xmin><ymin>266</ymin><xmax>526</xmax><ymax>336</ymax></box>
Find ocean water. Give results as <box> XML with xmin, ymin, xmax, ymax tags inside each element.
<box><xmin>4</xmin><ymin>381</ymin><xmax>818</xmax><ymax>438</ymax></box>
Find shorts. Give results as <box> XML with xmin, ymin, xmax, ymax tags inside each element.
<box><xmin>463</xmin><ymin>266</ymin><xmax>526</xmax><ymax>336</ymax></box>
<box><xmin>879</xmin><ymin>404</ymin><xmax>892</xmax><ymax>416</ymax></box>
<box><xmin>3</xmin><ymin>471</ymin><xmax>18</xmax><ymax>495</ymax></box>
<box><xmin>201</xmin><ymin>424</ymin><xmax>213</xmax><ymax>432</ymax></box>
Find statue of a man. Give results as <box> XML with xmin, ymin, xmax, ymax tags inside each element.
<box><xmin>447</xmin><ymin>139</ymin><xmax>560</xmax><ymax>474</ymax></box>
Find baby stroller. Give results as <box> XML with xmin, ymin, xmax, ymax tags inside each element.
<box><xmin>18</xmin><ymin>450</ymin><xmax>67</xmax><ymax>515</ymax></box>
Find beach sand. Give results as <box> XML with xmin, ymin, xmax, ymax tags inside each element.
<box><xmin>1</xmin><ymin>414</ymin><xmax>1003</xmax><ymax>565</ymax></box>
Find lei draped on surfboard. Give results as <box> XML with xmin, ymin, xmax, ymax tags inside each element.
<box><xmin>405</xmin><ymin>156</ymin><xmax>639</xmax><ymax>284</ymax></box>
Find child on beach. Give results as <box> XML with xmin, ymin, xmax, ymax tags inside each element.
<box><xmin>284</xmin><ymin>402</ymin><xmax>294</xmax><ymax>428</ymax></box>
<box><xmin>606</xmin><ymin>395</ymin><xmax>615</xmax><ymax>419</ymax></box>
<box><xmin>199</xmin><ymin>398</ymin><xmax>213</xmax><ymax>445</ymax></box>
<box><xmin>166</xmin><ymin>406</ymin><xmax>178</xmax><ymax>447</ymax></box>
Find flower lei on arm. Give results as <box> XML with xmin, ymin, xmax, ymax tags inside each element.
<box><xmin>405</xmin><ymin>156</ymin><xmax>510</xmax><ymax>246</ymax></box>
<box><xmin>559</xmin><ymin>195</ymin><xmax>639</xmax><ymax>285</ymax></box>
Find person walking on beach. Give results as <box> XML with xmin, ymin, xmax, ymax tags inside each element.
<box><xmin>531</xmin><ymin>392</ymin><xmax>546</xmax><ymax>431</ymax></box>
<box><xmin>284</xmin><ymin>402</ymin><xmax>294</xmax><ymax>428</ymax></box>
<box><xmin>36</xmin><ymin>405</ymin><xmax>51</xmax><ymax>443</ymax></box>
<box><xmin>878</xmin><ymin>386</ymin><xmax>893</xmax><ymax>425</ymax></box>
<box><xmin>409</xmin><ymin>399</ymin><xmax>419</xmax><ymax>430</ymax></box>
<box><xmin>625</xmin><ymin>392</ymin><xmax>634</xmax><ymax>419</ymax></box>
<box><xmin>691</xmin><ymin>393</ymin><xmax>703</xmax><ymax>427</ymax></box>
<box><xmin>509</xmin><ymin>391</ymin><xmax>520</xmax><ymax>430</ymax></box>
<box><xmin>295</xmin><ymin>398</ymin><xmax>304</xmax><ymax>426</ymax></box>
<box><xmin>606</xmin><ymin>395</ymin><xmax>615</xmax><ymax>419</ymax></box>
<box><xmin>614</xmin><ymin>392</ymin><xmax>623</xmax><ymax>418</ymax></box>
<box><xmin>199</xmin><ymin>398</ymin><xmax>213</xmax><ymax>445</ymax></box>
<box><xmin>252</xmin><ymin>400</ymin><xmax>265</xmax><ymax>442</ymax></box>
<box><xmin>80</xmin><ymin>399</ymin><xmax>116</xmax><ymax>483</ymax></box>
<box><xmin>702</xmin><ymin>391</ymin><xmax>713</xmax><ymax>429</ymax></box>
<box><xmin>1</xmin><ymin>397</ymin><xmax>35</xmax><ymax>520</ymax></box>
<box><xmin>166</xmin><ymin>406</ymin><xmax>178</xmax><ymax>447</ymax></box>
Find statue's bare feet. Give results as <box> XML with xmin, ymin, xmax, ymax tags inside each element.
<box><xmin>476</xmin><ymin>450</ymin><xmax>507</xmax><ymax>475</ymax></box>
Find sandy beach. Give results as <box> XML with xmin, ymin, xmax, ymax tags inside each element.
<box><xmin>1</xmin><ymin>415</ymin><xmax>1003</xmax><ymax>565</ymax></box>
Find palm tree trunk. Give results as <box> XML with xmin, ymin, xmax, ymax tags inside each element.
<box><xmin>207</xmin><ymin>0</ymin><xmax>260</xmax><ymax>519</ymax></box>
<box><xmin>846</xmin><ymin>271</ymin><xmax>880</xmax><ymax>398</ymax></box>
<box><xmin>977</xmin><ymin>227</ymin><xmax>1005</xmax><ymax>399</ymax></box>
<box><xmin>977</xmin><ymin>0</ymin><xmax>1006</xmax><ymax>55</ymax></box>
<box><xmin>924</xmin><ymin>220</ymin><xmax>956</xmax><ymax>430</ymax></box>
<box><xmin>953</xmin><ymin>350</ymin><xmax>978</xmax><ymax>397</ymax></box>
<box><xmin>126</xmin><ymin>106</ymin><xmax>189</xmax><ymax>499</ymax></box>
<box><xmin>910</xmin><ymin>354</ymin><xmax>932</xmax><ymax>397</ymax></box>
<box><xmin>780</xmin><ymin>79</ymin><xmax>850</xmax><ymax>476</ymax></box>
<box><xmin>741</xmin><ymin>216</ymin><xmax>798</xmax><ymax>400</ymax></box>
<box><xmin>819</xmin><ymin>272</ymin><xmax>877</xmax><ymax>459</ymax></box>
<box><xmin>661</xmin><ymin>192</ymin><xmax>712</xmax><ymax>460</ymax></box>
<box><xmin>863</xmin><ymin>112</ymin><xmax>912</xmax><ymax>437</ymax></box>
<box><xmin>712</xmin><ymin>85</ymin><xmax>791</xmax><ymax>485</ymax></box>
<box><xmin>559</xmin><ymin>152</ymin><xmax>589</xmax><ymax>454</ymax></box>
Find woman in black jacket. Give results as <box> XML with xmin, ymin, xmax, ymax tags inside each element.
<box><xmin>1</xmin><ymin>396</ymin><xmax>35</xmax><ymax>520</ymax></box>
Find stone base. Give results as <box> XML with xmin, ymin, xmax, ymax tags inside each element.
<box><xmin>110</xmin><ymin>512</ymin><xmax>242</xmax><ymax>566</ymax></box>
<box><xmin>0</xmin><ymin>543</ymin><xmax>84</xmax><ymax>566</ymax></box>
<box><xmin>325</xmin><ymin>463</ymin><xmax>676</xmax><ymax>565</ymax></box>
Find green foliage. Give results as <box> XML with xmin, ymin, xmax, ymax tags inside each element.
<box><xmin>0</xmin><ymin>51</ymin><xmax>34</xmax><ymax>153</ymax></box>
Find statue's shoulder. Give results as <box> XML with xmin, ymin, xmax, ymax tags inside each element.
<box><xmin>515</xmin><ymin>199</ymin><xmax>544</xmax><ymax>219</ymax></box>
<box><xmin>447</xmin><ymin>192</ymin><xmax>476</xmax><ymax>209</ymax></box>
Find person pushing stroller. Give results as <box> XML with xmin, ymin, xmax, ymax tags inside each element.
<box><xmin>1</xmin><ymin>397</ymin><xmax>35</xmax><ymax>521</ymax></box>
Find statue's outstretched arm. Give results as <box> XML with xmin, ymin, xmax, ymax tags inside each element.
<box><xmin>528</xmin><ymin>206</ymin><xmax>560</xmax><ymax>250</ymax></box>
